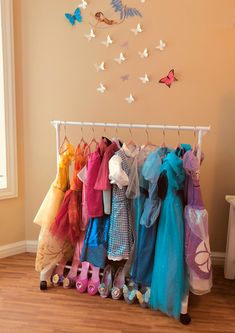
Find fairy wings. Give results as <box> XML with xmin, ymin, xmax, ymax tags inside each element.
<box><xmin>110</xmin><ymin>0</ymin><xmax>142</xmax><ymax>20</ymax></box>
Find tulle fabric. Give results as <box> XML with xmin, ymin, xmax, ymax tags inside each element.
<box><xmin>50</xmin><ymin>144</ymin><xmax>87</xmax><ymax>245</ymax></box>
<box><xmin>150</xmin><ymin>151</ymin><xmax>188</xmax><ymax>319</ymax></box>
<box><xmin>34</xmin><ymin>143</ymin><xmax>74</xmax><ymax>272</ymax></box>
<box><xmin>183</xmin><ymin>150</ymin><xmax>212</xmax><ymax>295</ymax></box>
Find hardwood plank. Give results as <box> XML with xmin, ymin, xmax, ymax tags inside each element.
<box><xmin>0</xmin><ymin>253</ymin><xmax>234</xmax><ymax>333</ymax></box>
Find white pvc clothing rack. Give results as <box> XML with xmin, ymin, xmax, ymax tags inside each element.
<box><xmin>49</xmin><ymin>120</ymin><xmax>211</xmax><ymax>318</ymax></box>
<box><xmin>51</xmin><ymin>120</ymin><xmax>211</xmax><ymax>164</ymax></box>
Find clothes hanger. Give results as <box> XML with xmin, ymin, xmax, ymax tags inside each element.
<box><xmin>102</xmin><ymin>123</ymin><xmax>112</xmax><ymax>145</ymax></box>
<box><xmin>175</xmin><ymin>126</ymin><xmax>184</xmax><ymax>158</ymax></box>
<box><xmin>161</xmin><ymin>125</ymin><xmax>166</xmax><ymax>148</ymax></box>
<box><xmin>78</xmin><ymin>122</ymin><xmax>87</xmax><ymax>146</ymax></box>
<box><xmin>143</xmin><ymin>125</ymin><xmax>156</xmax><ymax>149</ymax></box>
<box><xmin>59</xmin><ymin>122</ymin><xmax>71</xmax><ymax>154</ymax></box>
<box><xmin>193</xmin><ymin>126</ymin><xmax>198</xmax><ymax>155</ymax></box>
<box><xmin>126</xmin><ymin>124</ymin><xmax>137</xmax><ymax>150</ymax></box>
<box><xmin>88</xmin><ymin>123</ymin><xmax>99</xmax><ymax>151</ymax></box>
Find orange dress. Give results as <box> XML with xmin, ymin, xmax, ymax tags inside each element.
<box><xmin>50</xmin><ymin>143</ymin><xmax>88</xmax><ymax>245</ymax></box>
<box><xmin>34</xmin><ymin>143</ymin><xmax>74</xmax><ymax>272</ymax></box>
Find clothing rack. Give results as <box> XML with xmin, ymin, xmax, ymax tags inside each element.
<box><xmin>48</xmin><ymin>120</ymin><xmax>211</xmax><ymax>323</ymax></box>
<box><xmin>51</xmin><ymin>120</ymin><xmax>211</xmax><ymax>164</ymax></box>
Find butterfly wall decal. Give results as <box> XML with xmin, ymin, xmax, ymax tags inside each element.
<box><xmin>131</xmin><ymin>23</ymin><xmax>142</xmax><ymax>36</ymax></box>
<box><xmin>114</xmin><ymin>52</ymin><xmax>126</xmax><ymax>64</ymax></box>
<box><xmin>138</xmin><ymin>48</ymin><xmax>148</xmax><ymax>59</ymax></box>
<box><xmin>84</xmin><ymin>28</ymin><xmax>95</xmax><ymax>41</ymax></box>
<box><xmin>110</xmin><ymin>0</ymin><xmax>142</xmax><ymax>20</ymax></box>
<box><xmin>159</xmin><ymin>69</ymin><xmax>178</xmax><ymax>88</ymax></box>
<box><xmin>65</xmin><ymin>8</ymin><xmax>82</xmax><ymax>25</ymax></box>
<box><xmin>120</xmin><ymin>74</ymin><xmax>129</xmax><ymax>82</ymax></box>
<box><xmin>78</xmin><ymin>0</ymin><xmax>88</xmax><ymax>10</ymax></box>
<box><xmin>120</xmin><ymin>41</ymin><xmax>129</xmax><ymax>48</ymax></box>
<box><xmin>97</xmin><ymin>83</ymin><xmax>106</xmax><ymax>93</ymax></box>
<box><xmin>139</xmin><ymin>73</ymin><xmax>149</xmax><ymax>84</ymax></box>
<box><xmin>101</xmin><ymin>35</ymin><xmax>113</xmax><ymax>47</ymax></box>
<box><xmin>156</xmin><ymin>40</ymin><xmax>166</xmax><ymax>51</ymax></box>
<box><xmin>125</xmin><ymin>94</ymin><xmax>135</xmax><ymax>104</ymax></box>
<box><xmin>94</xmin><ymin>62</ymin><xmax>105</xmax><ymax>72</ymax></box>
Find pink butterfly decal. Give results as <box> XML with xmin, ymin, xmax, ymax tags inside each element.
<box><xmin>120</xmin><ymin>74</ymin><xmax>129</xmax><ymax>82</ymax></box>
<box><xmin>120</xmin><ymin>41</ymin><xmax>129</xmax><ymax>48</ymax></box>
<box><xmin>159</xmin><ymin>69</ymin><xmax>178</xmax><ymax>88</ymax></box>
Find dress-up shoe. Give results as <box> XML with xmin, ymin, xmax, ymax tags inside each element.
<box><xmin>98</xmin><ymin>265</ymin><xmax>113</xmax><ymax>298</ymax></box>
<box><xmin>111</xmin><ymin>266</ymin><xmax>125</xmax><ymax>300</ymax></box>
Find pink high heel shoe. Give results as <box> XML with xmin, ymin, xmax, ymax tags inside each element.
<box><xmin>76</xmin><ymin>261</ymin><xmax>90</xmax><ymax>293</ymax></box>
<box><xmin>111</xmin><ymin>266</ymin><xmax>125</xmax><ymax>300</ymax></box>
<box><xmin>87</xmin><ymin>265</ymin><xmax>100</xmax><ymax>296</ymax></box>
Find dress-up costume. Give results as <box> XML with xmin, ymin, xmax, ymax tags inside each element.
<box><xmin>80</xmin><ymin>138</ymin><xmax>112</xmax><ymax>268</ymax></box>
<box><xmin>150</xmin><ymin>150</ymin><xmax>188</xmax><ymax>319</ymax></box>
<box><xmin>50</xmin><ymin>143</ymin><xmax>88</xmax><ymax>245</ymax></box>
<box><xmin>183</xmin><ymin>150</ymin><xmax>212</xmax><ymax>295</ymax></box>
<box><xmin>34</xmin><ymin>143</ymin><xmax>74</xmax><ymax>272</ymax></box>
<box><xmin>131</xmin><ymin>147</ymin><xmax>164</xmax><ymax>286</ymax></box>
<box><xmin>108</xmin><ymin>143</ymin><xmax>138</xmax><ymax>261</ymax></box>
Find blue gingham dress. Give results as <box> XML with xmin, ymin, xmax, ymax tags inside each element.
<box><xmin>108</xmin><ymin>149</ymin><xmax>134</xmax><ymax>260</ymax></box>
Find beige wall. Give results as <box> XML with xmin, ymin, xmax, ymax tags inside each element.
<box><xmin>2</xmin><ymin>0</ymin><xmax>234</xmax><ymax>251</ymax></box>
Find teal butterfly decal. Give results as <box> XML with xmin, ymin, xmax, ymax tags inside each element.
<box><xmin>65</xmin><ymin>8</ymin><xmax>82</xmax><ymax>25</ymax></box>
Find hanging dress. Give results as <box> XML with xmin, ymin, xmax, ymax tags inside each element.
<box><xmin>150</xmin><ymin>150</ymin><xmax>188</xmax><ymax>319</ymax></box>
<box><xmin>80</xmin><ymin>138</ymin><xmax>111</xmax><ymax>268</ymax></box>
<box><xmin>34</xmin><ymin>143</ymin><xmax>74</xmax><ymax>272</ymax></box>
<box><xmin>50</xmin><ymin>143</ymin><xmax>88</xmax><ymax>245</ymax></box>
<box><xmin>108</xmin><ymin>143</ymin><xmax>138</xmax><ymax>261</ymax></box>
<box><xmin>183</xmin><ymin>150</ymin><xmax>212</xmax><ymax>295</ymax></box>
<box><xmin>131</xmin><ymin>148</ymin><xmax>164</xmax><ymax>286</ymax></box>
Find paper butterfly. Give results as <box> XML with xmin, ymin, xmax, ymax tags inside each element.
<box><xmin>131</xmin><ymin>23</ymin><xmax>142</xmax><ymax>36</ymax></box>
<box><xmin>84</xmin><ymin>28</ymin><xmax>95</xmax><ymax>41</ymax></box>
<box><xmin>139</xmin><ymin>73</ymin><xmax>149</xmax><ymax>84</ymax></box>
<box><xmin>159</xmin><ymin>69</ymin><xmax>178</xmax><ymax>88</ymax></box>
<box><xmin>111</xmin><ymin>1</ymin><xmax>142</xmax><ymax>20</ymax></box>
<box><xmin>125</xmin><ymin>94</ymin><xmax>135</xmax><ymax>104</ymax></box>
<box><xmin>94</xmin><ymin>62</ymin><xmax>105</xmax><ymax>72</ymax></box>
<box><xmin>114</xmin><ymin>52</ymin><xmax>125</xmax><ymax>64</ymax></box>
<box><xmin>65</xmin><ymin>8</ymin><xmax>82</xmax><ymax>25</ymax></box>
<box><xmin>138</xmin><ymin>48</ymin><xmax>148</xmax><ymax>58</ymax></box>
<box><xmin>156</xmin><ymin>40</ymin><xmax>166</xmax><ymax>51</ymax></box>
<box><xmin>97</xmin><ymin>83</ymin><xmax>106</xmax><ymax>93</ymax></box>
<box><xmin>120</xmin><ymin>74</ymin><xmax>129</xmax><ymax>81</ymax></box>
<box><xmin>78</xmin><ymin>0</ymin><xmax>88</xmax><ymax>10</ymax></box>
<box><xmin>101</xmin><ymin>35</ymin><xmax>113</xmax><ymax>47</ymax></box>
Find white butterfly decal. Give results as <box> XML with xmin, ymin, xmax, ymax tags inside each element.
<box><xmin>94</xmin><ymin>62</ymin><xmax>105</xmax><ymax>72</ymax></box>
<box><xmin>78</xmin><ymin>0</ymin><xmax>88</xmax><ymax>10</ymax></box>
<box><xmin>125</xmin><ymin>94</ymin><xmax>135</xmax><ymax>104</ymax></box>
<box><xmin>156</xmin><ymin>40</ymin><xmax>166</xmax><ymax>51</ymax></box>
<box><xmin>97</xmin><ymin>83</ymin><xmax>106</xmax><ymax>93</ymax></box>
<box><xmin>84</xmin><ymin>28</ymin><xmax>95</xmax><ymax>41</ymax></box>
<box><xmin>140</xmin><ymin>0</ymin><xmax>146</xmax><ymax>3</ymax></box>
<box><xmin>139</xmin><ymin>73</ymin><xmax>149</xmax><ymax>84</ymax></box>
<box><xmin>131</xmin><ymin>23</ymin><xmax>142</xmax><ymax>36</ymax></box>
<box><xmin>114</xmin><ymin>52</ymin><xmax>126</xmax><ymax>64</ymax></box>
<box><xmin>101</xmin><ymin>35</ymin><xmax>113</xmax><ymax>47</ymax></box>
<box><xmin>138</xmin><ymin>48</ymin><xmax>148</xmax><ymax>58</ymax></box>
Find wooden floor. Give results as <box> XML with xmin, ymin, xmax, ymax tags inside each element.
<box><xmin>0</xmin><ymin>254</ymin><xmax>234</xmax><ymax>333</ymax></box>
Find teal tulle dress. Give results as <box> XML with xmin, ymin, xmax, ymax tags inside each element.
<box><xmin>150</xmin><ymin>150</ymin><xmax>188</xmax><ymax>319</ymax></box>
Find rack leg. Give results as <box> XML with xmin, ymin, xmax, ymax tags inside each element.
<box><xmin>39</xmin><ymin>263</ymin><xmax>57</xmax><ymax>290</ymax></box>
<box><xmin>180</xmin><ymin>294</ymin><xmax>191</xmax><ymax>325</ymax></box>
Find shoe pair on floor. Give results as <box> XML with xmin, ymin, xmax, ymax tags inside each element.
<box><xmin>123</xmin><ymin>281</ymin><xmax>151</xmax><ymax>308</ymax></box>
<box><xmin>98</xmin><ymin>265</ymin><xmax>125</xmax><ymax>300</ymax></box>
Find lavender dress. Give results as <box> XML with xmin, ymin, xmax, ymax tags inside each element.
<box><xmin>183</xmin><ymin>150</ymin><xmax>212</xmax><ymax>295</ymax></box>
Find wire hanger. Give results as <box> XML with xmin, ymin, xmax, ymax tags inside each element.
<box><xmin>126</xmin><ymin>124</ymin><xmax>137</xmax><ymax>149</ymax></box>
<box><xmin>59</xmin><ymin>122</ymin><xmax>71</xmax><ymax>154</ymax></box>
<box><xmin>161</xmin><ymin>125</ymin><xmax>166</xmax><ymax>147</ymax></box>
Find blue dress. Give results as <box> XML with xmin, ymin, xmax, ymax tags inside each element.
<box><xmin>131</xmin><ymin>148</ymin><xmax>163</xmax><ymax>286</ymax></box>
<box><xmin>150</xmin><ymin>151</ymin><xmax>188</xmax><ymax>319</ymax></box>
<box><xmin>80</xmin><ymin>215</ymin><xmax>110</xmax><ymax>268</ymax></box>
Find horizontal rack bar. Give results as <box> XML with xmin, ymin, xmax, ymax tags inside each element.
<box><xmin>51</xmin><ymin>120</ymin><xmax>211</xmax><ymax>132</ymax></box>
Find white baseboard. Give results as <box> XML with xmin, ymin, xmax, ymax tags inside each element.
<box><xmin>0</xmin><ymin>240</ymin><xmax>38</xmax><ymax>258</ymax></box>
<box><xmin>0</xmin><ymin>241</ymin><xmax>226</xmax><ymax>265</ymax></box>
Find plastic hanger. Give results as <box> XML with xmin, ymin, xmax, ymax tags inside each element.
<box><xmin>59</xmin><ymin>123</ymin><xmax>71</xmax><ymax>154</ymax></box>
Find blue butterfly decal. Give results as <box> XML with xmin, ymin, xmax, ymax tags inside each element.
<box><xmin>65</xmin><ymin>8</ymin><xmax>82</xmax><ymax>26</ymax></box>
<box><xmin>111</xmin><ymin>0</ymin><xmax>142</xmax><ymax>20</ymax></box>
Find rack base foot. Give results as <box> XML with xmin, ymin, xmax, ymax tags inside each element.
<box><xmin>40</xmin><ymin>281</ymin><xmax>48</xmax><ymax>291</ymax></box>
<box><xmin>180</xmin><ymin>313</ymin><xmax>191</xmax><ymax>325</ymax></box>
